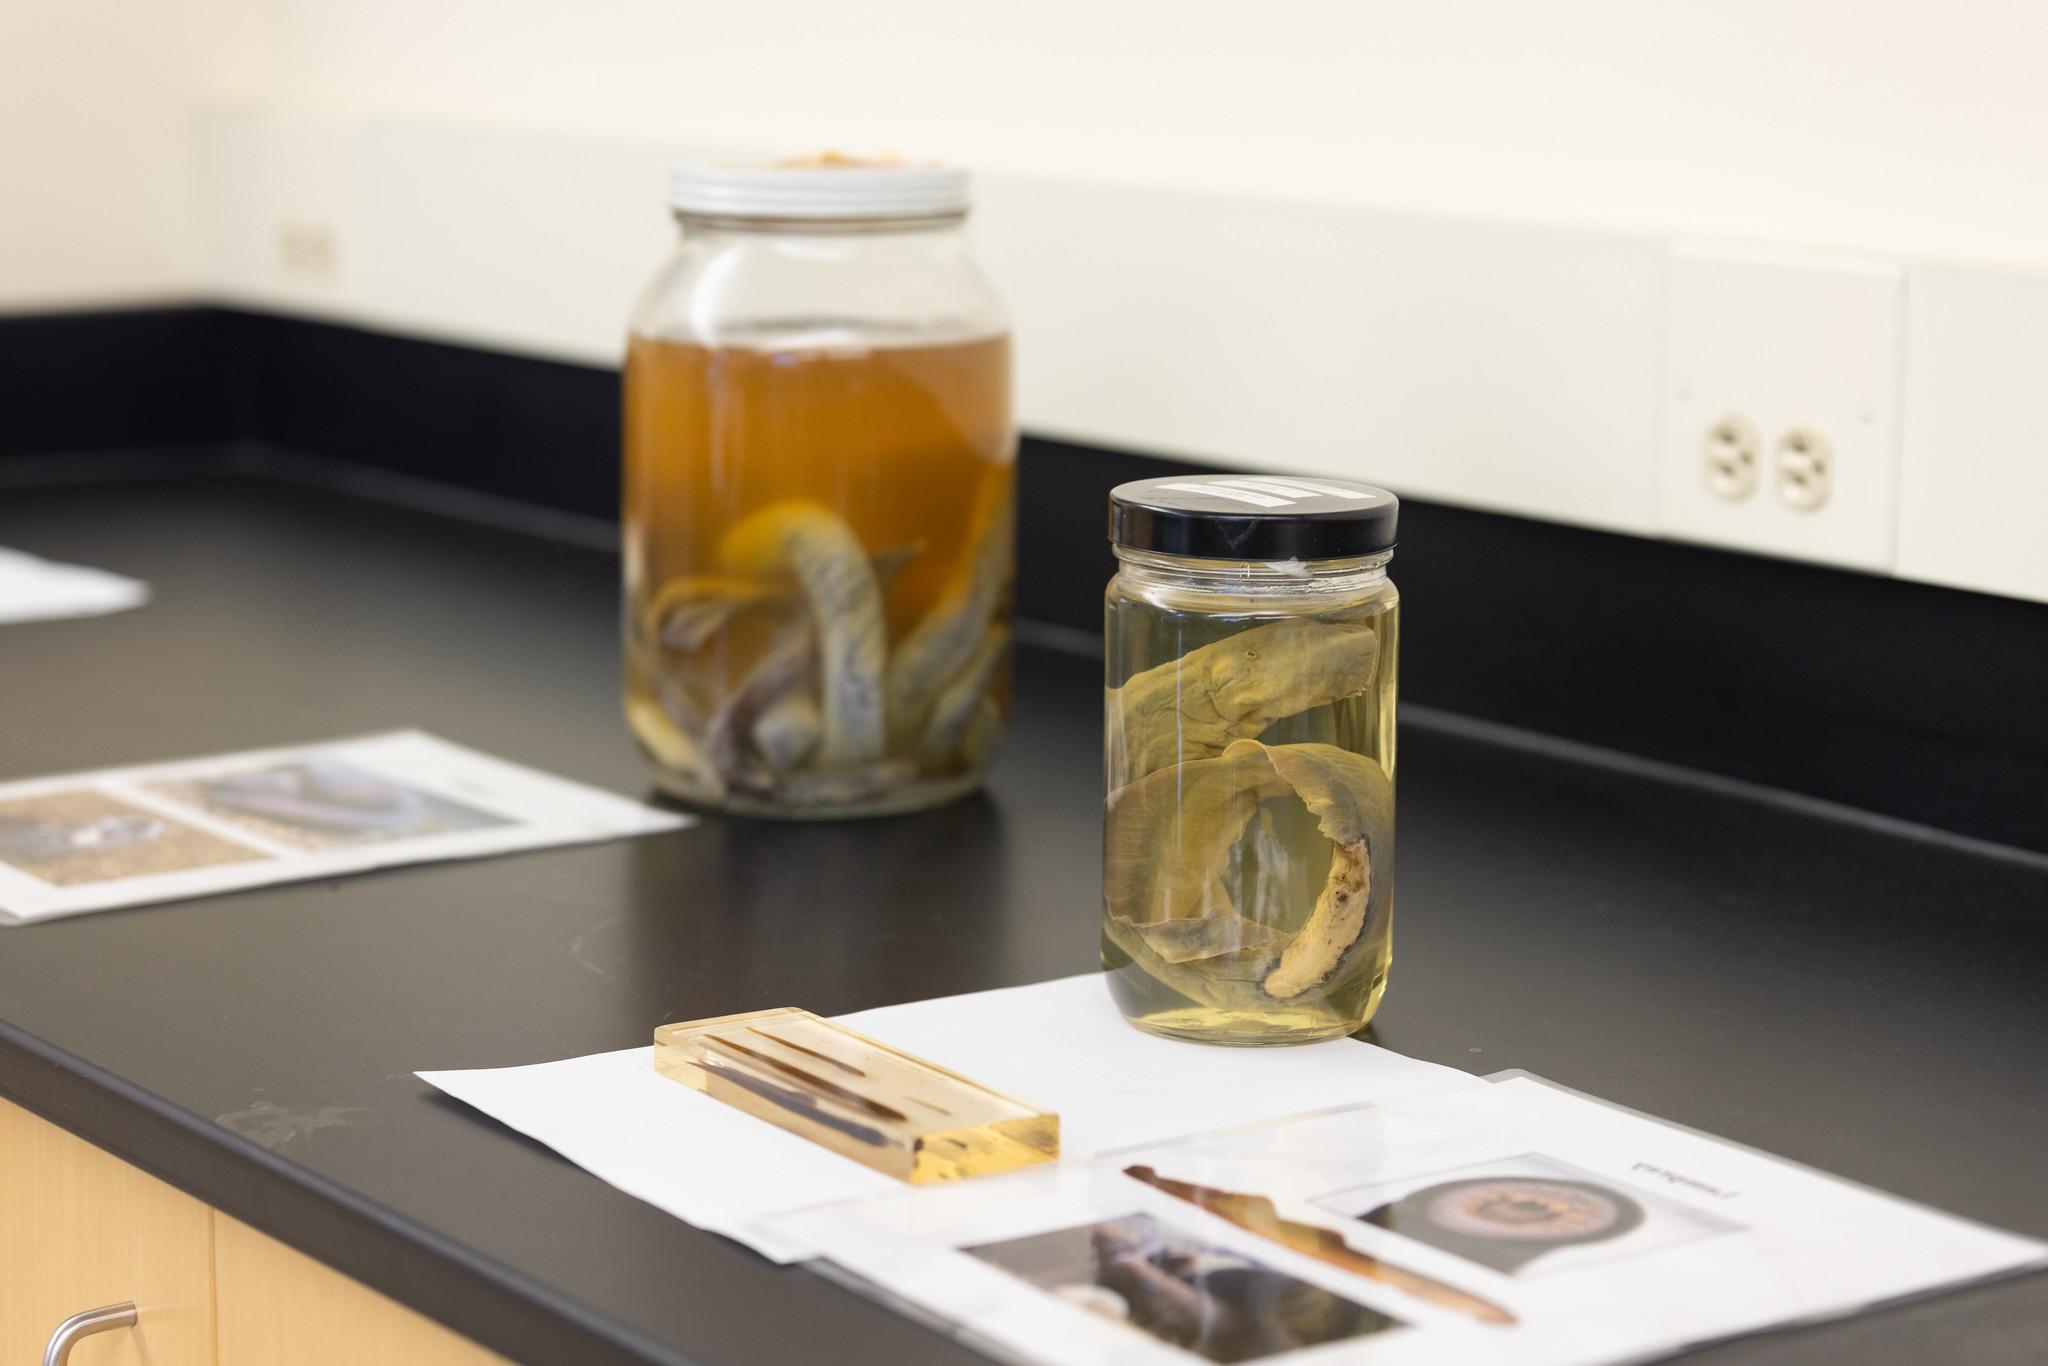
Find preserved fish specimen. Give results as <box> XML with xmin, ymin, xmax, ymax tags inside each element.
<box><xmin>1104</xmin><ymin>736</ymin><xmax>1394</xmax><ymax>1013</ymax></box>
<box><xmin>1104</xmin><ymin>475</ymin><xmax>1400</xmax><ymax>1044</ymax></box>
<box><xmin>624</xmin><ymin>336</ymin><xmax>1013</xmax><ymax>817</ymax></box>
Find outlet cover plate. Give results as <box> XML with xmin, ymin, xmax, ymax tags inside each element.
<box><xmin>1660</xmin><ymin>244</ymin><xmax>1903</xmax><ymax>572</ymax></box>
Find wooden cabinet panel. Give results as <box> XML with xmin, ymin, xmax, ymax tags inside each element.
<box><xmin>215</xmin><ymin>1214</ymin><xmax>508</xmax><ymax>1366</ymax></box>
<box><xmin>2</xmin><ymin>1097</ymin><xmax>507</xmax><ymax>1365</ymax></box>
<box><xmin>0</xmin><ymin>1096</ymin><xmax>216</xmax><ymax>1366</ymax></box>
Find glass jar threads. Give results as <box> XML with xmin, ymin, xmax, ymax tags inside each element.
<box><xmin>1102</xmin><ymin>475</ymin><xmax>1400</xmax><ymax>1045</ymax></box>
<box><xmin>623</xmin><ymin>160</ymin><xmax>1014</xmax><ymax>818</ymax></box>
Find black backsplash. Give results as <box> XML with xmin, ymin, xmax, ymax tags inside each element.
<box><xmin>222</xmin><ymin>311</ymin><xmax>624</xmax><ymax>521</ymax></box>
<box><xmin>0</xmin><ymin>307</ymin><xmax>243</xmax><ymax>458</ymax></box>
<box><xmin>5</xmin><ymin>306</ymin><xmax>2045</xmax><ymax>852</ymax></box>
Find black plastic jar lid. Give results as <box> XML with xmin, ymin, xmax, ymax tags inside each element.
<box><xmin>1109</xmin><ymin>474</ymin><xmax>1399</xmax><ymax>561</ymax></box>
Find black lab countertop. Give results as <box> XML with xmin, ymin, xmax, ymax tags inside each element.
<box><xmin>1</xmin><ymin>472</ymin><xmax>2044</xmax><ymax>1365</ymax></box>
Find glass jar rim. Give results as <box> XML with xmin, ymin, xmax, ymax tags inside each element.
<box><xmin>671</xmin><ymin>208</ymin><xmax>970</xmax><ymax>234</ymax></box>
<box><xmin>1113</xmin><ymin>545</ymin><xmax>1393</xmax><ymax>596</ymax></box>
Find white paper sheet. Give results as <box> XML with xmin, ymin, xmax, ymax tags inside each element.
<box><xmin>417</xmin><ymin>976</ymin><xmax>1479</xmax><ymax>1262</ymax></box>
<box><xmin>0</xmin><ymin>730</ymin><xmax>688</xmax><ymax>922</ymax></box>
<box><xmin>772</xmin><ymin>1075</ymin><xmax>2048</xmax><ymax>1366</ymax></box>
<box><xmin>0</xmin><ymin>545</ymin><xmax>148</xmax><ymax>624</ymax></box>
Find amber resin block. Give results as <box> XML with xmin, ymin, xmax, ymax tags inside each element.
<box><xmin>653</xmin><ymin>1007</ymin><xmax>1059</xmax><ymax>1183</ymax></box>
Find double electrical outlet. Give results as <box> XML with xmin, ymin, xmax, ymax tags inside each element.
<box><xmin>1659</xmin><ymin>245</ymin><xmax>1904</xmax><ymax>573</ymax></box>
<box><xmin>1701</xmin><ymin>416</ymin><xmax>1831</xmax><ymax>511</ymax></box>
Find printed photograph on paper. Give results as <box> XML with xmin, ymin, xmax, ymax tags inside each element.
<box><xmin>0</xmin><ymin>790</ymin><xmax>268</xmax><ymax>886</ymax></box>
<box><xmin>0</xmin><ymin>732</ymin><xmax>688</xmax><ymax>924</ymax></box>
<box><xmin>1315</xmin><ymin>1152</ymin><xmax>1742</xmax><ymax>1279</ymax></box>
<box><xmin>769</xmin><ymin>1079</ymin><xmax>2048</xmax><ymax>1366</ymax></box>
<box><xmin>149</xmin><ymin>757</ymin><xmax>511</xmax><ymax>850</ymax></box>
<box><xmin>965</xmin><ymin>1211</ymin><xmax>1404</xmax><ymax>1363</ymax></box>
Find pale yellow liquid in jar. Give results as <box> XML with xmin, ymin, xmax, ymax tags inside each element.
<box><xmin>1102</xmin><ymin>582</ymin><xmax>1399</xmax><ymax>1044</ymax></box>
<box><xmin>624</xmin><ymin>333</ymin><xmax>1014</xmax><ymax>816</ymax></box>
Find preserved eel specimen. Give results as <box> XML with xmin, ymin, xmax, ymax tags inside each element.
<box><xmin>638</xmin><ymin>654</ymin><xmax>725</xmax><ymax>799</ymax></box>
<box><xmin>1104</xmin><ymin>740</ymin><xmax>1393</xmax><ymax>1011</ymax></box>
<box><xmin>631</xmin><ymin>485</ymin><xmax>1012</xmax><ymax>812</ymax></box>
<box><xmin>623</xmin><ymin>327</ymin><xmax>1012</xmax><ymax>815</ymax></box>
<box><xmin>703</xmin><ymin>617</ymin><xmax>817</xmax><ymax>796</ymax></box>
<box><xmin>1106</xmin><ymin>618</ymin><xmax>1380</xmax><ymax>783</ymax></box>
<box><xmin>1124</xmin><ymin>1166</ymin><xmax>1515</xmax><ymax>1326</ymax></box>
<box><xmin>648</xmin><ymin>543</ymin><xmax>924</xmax><ymax>653</ymax></box>
<box><xmin>718</xmin><ymin>502</ymin><xmax>888</xmax><ymax>768</ymax></box>
<box><xmin>886</xmin><ymin>473</ymin><xmax>1015</xmax><ymax>742</ymax></box>
<box><xmin>920</xmin><ymin>626</ymin><xmax>1009</xmax><ymax>764</ymax></box>
<box><xmin>752</xmin><ymin>694</ymin><xmax>822</xmax><ymax>774</ymax></box>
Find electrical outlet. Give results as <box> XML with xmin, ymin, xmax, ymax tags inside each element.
<box><xmin>1659</xmin><ymin>244</ymin><xmax>1902</xmax><ymax>572</ymax></box>
<box><xmin>1774</xmin><ymin>427</ymin><xmax>1832</xmax><ymax>511</ymax></box>
<box><xmin>1704</xmin><ymin>414</ymin><xmax>1760</xmax><ymax>500</ymax></box>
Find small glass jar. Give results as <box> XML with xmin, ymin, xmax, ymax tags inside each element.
<box><xmin>623</xmin><ymin>161</ymin><xmax>1014</xmax><ymax>818</ymax></box>
<box><xmin>1102</xmin><ymin>475</ymin><xmax>1400</xmax><ymax>1045</ymax></box>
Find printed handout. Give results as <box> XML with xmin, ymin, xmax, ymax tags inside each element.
<box><xmin>0</xmin><ymin>730</ymin><xmax>687</xmax><ymax>923</ymax></box>
<box><xmin>0</xmin><ymin>545</ymin><xmax>148</xmax><ymax>625</ymax></box>
<box><xmin>771</xmin><ymin>1075</ymin><xmax>2046</xmax><ymax>1366</ymax></box>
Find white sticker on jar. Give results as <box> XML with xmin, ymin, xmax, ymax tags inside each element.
<box><xmin>1214</xmin><ymin>477</ymin><xmax>1381</xmax><ymax>502</ymax></box>
<box><xmin>1152</xmin><ymin>482</ymin><xmax>1291</xmax><ymax>507</ymax></box>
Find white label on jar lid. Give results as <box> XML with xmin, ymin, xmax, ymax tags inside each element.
<box><xmin>1153</xmin><ymin>482</ymin><xmax>1292</xmax><ymax>507</ymax></box>
<box><xmin>1213</xmin><ymin>477</ymin><xmax>1380</xmax><ymax>502</ymax></box>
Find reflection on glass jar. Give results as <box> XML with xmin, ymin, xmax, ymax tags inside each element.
<box><xmin>623</xmin><ymin>162</ymin><xmax>1014</xmax><ymax>818</ymax></box>
<box><xmin>1102</xmin><ymin>476</ymin><xmax>1400</xmax><ymax>1045</ymax></box>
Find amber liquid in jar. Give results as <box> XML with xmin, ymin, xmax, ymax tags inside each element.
<box><xmin>1102</xmin><ymin>567</ymin><xmax>1399</xmax><ymax>1045</ymax></box>
<box><xmin>624</xmin><ymin>332</ymin><xmax>1014</xmax><ymax>817</ymax></box>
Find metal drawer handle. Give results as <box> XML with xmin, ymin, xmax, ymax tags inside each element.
<box><xmin>42</xmin><ymin>1302</ymin><xmax>137</xmax><ymax>1366</ymax></box>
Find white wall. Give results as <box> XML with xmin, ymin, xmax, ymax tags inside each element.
<box><xmin>22</xmin><ymin>1</ymin><xmax>2048</xmax><ymax>307</ymax></box>
<box><xmin>7</xmin><ymin>1</ymin><xmax>2048</xmax><ymax>602</ymax></box>
<box><xmin>0</xmin><ymin>0</ymin><xmax>216</xmax><ymax>307</ymax></box>
<box><xmin>201</xmin><ymin>0</ymin><xmax>2048</xmax><ymax>268</ymax></box>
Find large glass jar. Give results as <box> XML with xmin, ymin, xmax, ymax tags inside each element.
<box><xmin>1102</xmin><ymin>475</ymin><xmax>1400</xmax><ymax>1045</ymax></box>
<box><xmin>624</xmin><ymin>162</ymin><xmax>1014</xmax><ymax>818</ymax></box>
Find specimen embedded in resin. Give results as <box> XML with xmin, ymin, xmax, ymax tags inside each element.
<box><xmin>653</xmin><ymin>1007</ymin><xmax>1058</xmax><ymax>1183</ymax></box>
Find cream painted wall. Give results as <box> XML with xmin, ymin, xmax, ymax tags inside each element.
<box><xmin>0</xmin><ymin>0</ymin><xmax>215</xmax><ymax>307</ymax></box>
<box><xmin>21</xmin><ymin>0</ymin><xmax>2046</xmax><ymax>305</ymax></box>
<box><xmin>193</xmin><ymin>0</ymin><xmax>2048</xmax><ymax>267</ymax></box>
